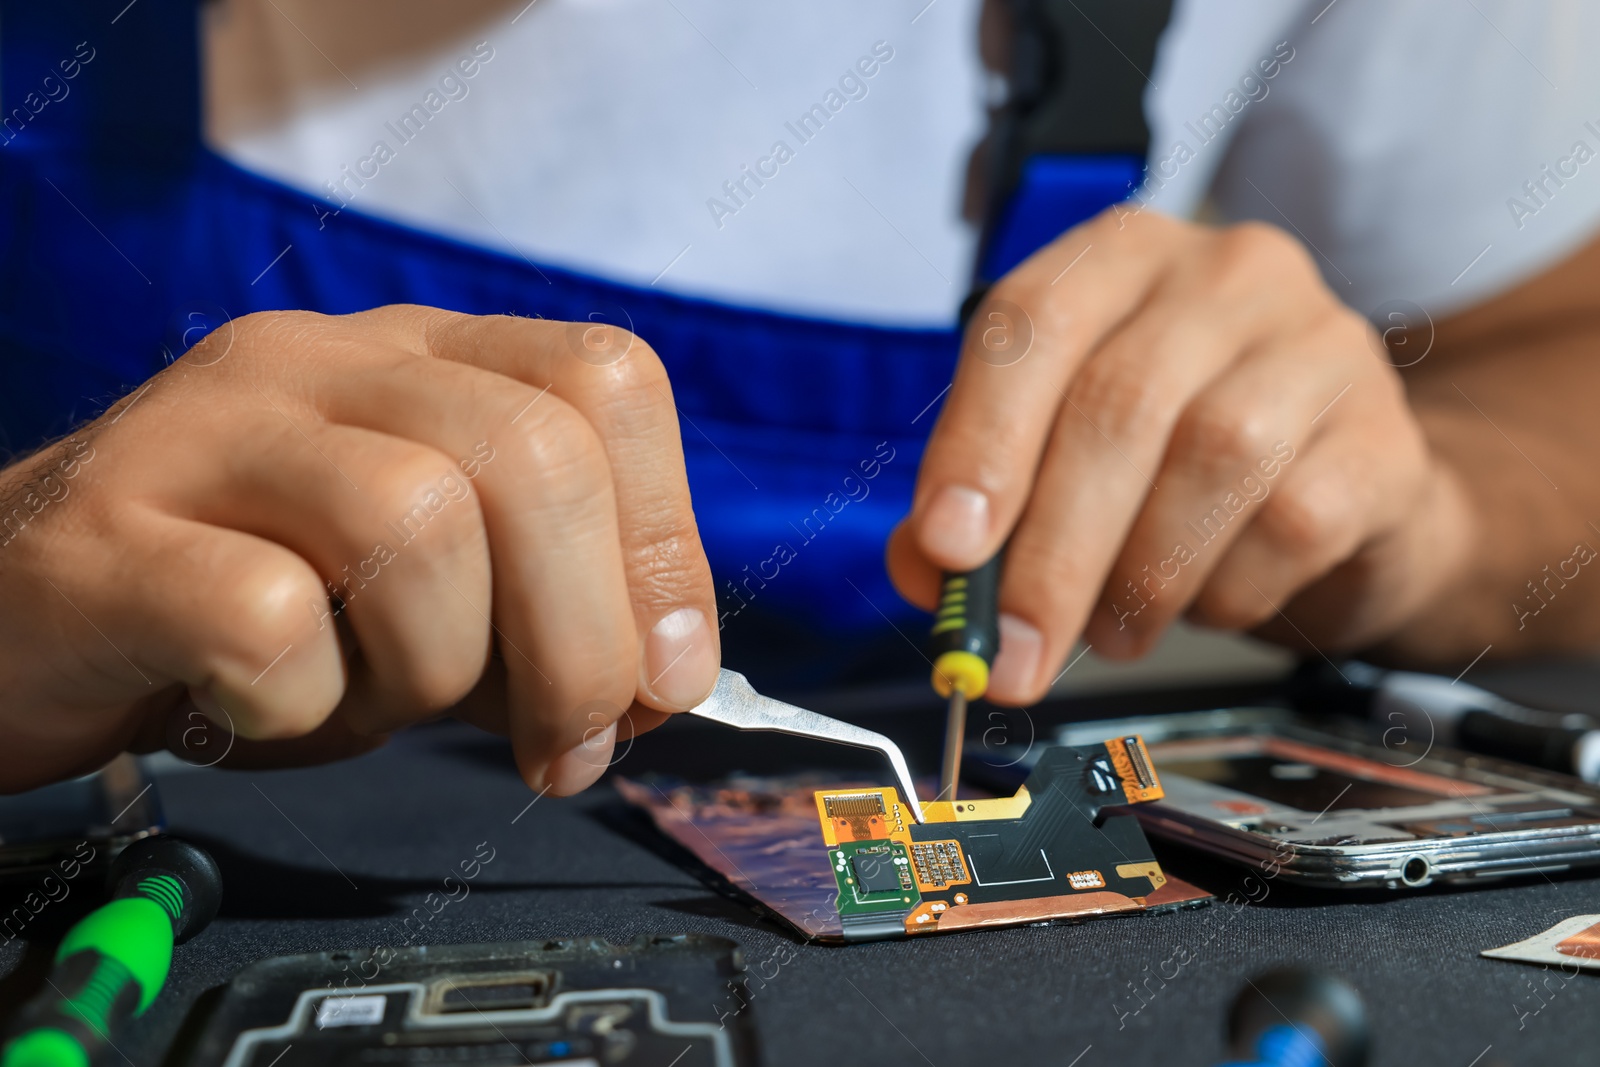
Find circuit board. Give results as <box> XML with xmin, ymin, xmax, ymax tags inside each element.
<box><xmin>817</xmin><ymin>736</ymin><xmax>1184</xmax><ymax>941</ymax></box>
<box><xmin>617</xmin><ymin>737</ymin><xmax>1210</xmax><ymax>944</ymax></box>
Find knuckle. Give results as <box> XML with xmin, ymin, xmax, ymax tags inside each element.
<box><xmin>583</xmin><ymin>332</ymin><xmax>678</xmax><ymax>420</ymax></box>
<box><xmin>1255</xmin><ymin>483</ymin><xmax>1340</xmax><ymax>559</ymax></box>
<box><xmin>561</xmin><ymin>314</ymin><xmax>643</xmax><ymax>370</ymax></box>
<box><xmin>229</xmin><ymin>560</ymin><xmax>323</xmax><ymax>655</ymax></box>
<box><xmin>1218</xmin><ymin>220</ymin><xmax>1310</xmax><ymax>274</ymax></box>
<box><xmin>368</xmin><ymin>447</ymin><xmax>477</xmax><ymax>529</ymax></box>
<box><xmin>503</xmin><ymin>398</ymin><xmax>612</xmax><ymax>503</ymax></box>
<box><xmin>233</xmin><ymin>308</ymin><xmax>320</xmax><ymax>336</ymax></box>
<box><xmin>624</xmin><ymin>512</ymin><xmax>708</xmax><ymax>597</ymax></box>
<box><xmin>1070</xmin><ymin>352</ymin><xmax>1172</xmax><ymax>440</ymax></box>
<box><xmin>194</xmin><ymin>310</ymin><xmax>357</xmax><ymax>376</ymax></box>
<box><xmin>352</xmin><ymin>303</ymin><xmax>447</xmax><ymax>330</ymax></box>
<box><xmin>597</xmin><ymin>330</ymin><xmax>667</xmax><ymax>390</ymax></box>
<box><xmin>228</xmin><ymin>309</ymin><xmax>328</xmax><ymax>352</ymax></box>
<box><xmin>1170</xmin><ymin>402</ymin><xmax>1272</xmax><ymax>479</ymax></box>
<box><xmin>1209</xmin><ymin>222</ymin><xmax>1318</xmax><ymax>293</ymax></box>
<box><xmin>216</xmin><ymin>563</ymin><xmax>329</xmax><ymax>737</ymax></box>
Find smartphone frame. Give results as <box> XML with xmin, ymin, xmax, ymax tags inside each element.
<box><xmin>1034</xmin><ymin>708</ymin><xmax>1600</xmax><ymax>889</ymax></box>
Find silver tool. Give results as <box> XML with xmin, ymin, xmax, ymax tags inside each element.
<box><xmin>685</xmin><ymin>669</ymin><xmax>926</xmax><ymax>823</ymax></box>
<box><xmin>940</xmin><ymin>689</ymin><xmax>967</xmax><ymax>802</ymax></box>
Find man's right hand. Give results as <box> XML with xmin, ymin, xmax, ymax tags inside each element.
<box><xmin>0</xmin><ymin>305</ymin><xmax>720</xmax><ymax>795</ymax></box>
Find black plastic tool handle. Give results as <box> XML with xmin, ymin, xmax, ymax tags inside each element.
<box><xmin>929</xmin><ymin>555</ymin><xmax>1002</xmax><ymax>699</ymax></box>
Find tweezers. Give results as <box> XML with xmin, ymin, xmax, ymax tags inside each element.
<box><xmin>685</xmin><ymin>669</ymin><xmax>927</xmax><ymax>824</ymax></box>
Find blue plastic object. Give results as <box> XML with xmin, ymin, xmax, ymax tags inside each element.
<box><xmin>978</xmin><ymin>153</ymin><xmax>1145</xmax><ymax>280</ymax></box>
<box><xmin>1216</xmin><ymin>1023</ymin><xmax>1328</xmax><ymax>1067</ymax></box>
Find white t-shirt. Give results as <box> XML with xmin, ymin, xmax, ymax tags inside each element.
<box><xmin>207</xmin><ymin>0</ymin><xmax>987</xmax><ymax>326</ymax></box>
<box><xmin>208</xmin><ymin>0</ymin><xmax>1600</xmax><ymax>327</ymax></box>
<box><xmin>1143</xmin><ymin>0</ymin><xmax>1600</xmax><ymax>320</ymax></box>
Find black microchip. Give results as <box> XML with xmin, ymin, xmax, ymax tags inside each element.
<box><xmin>851</xmin><ymin>852</ymin><xmax>902</xmax><ymax>894</ymax></box>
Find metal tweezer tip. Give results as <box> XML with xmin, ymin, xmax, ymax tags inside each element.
<box><xmin>685</xmin><ymin>669</ymin><xmax>927</xmax><ymax>824</ymax></box>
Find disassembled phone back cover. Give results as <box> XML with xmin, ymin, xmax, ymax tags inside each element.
<box><xmin>619</xmin><ymin>738</ymin><xmax>1210</xmax><ymax>943</ymax></box>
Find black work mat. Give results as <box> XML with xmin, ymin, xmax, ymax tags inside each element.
<box><xmin>3</xmin><ymin>692</ymin><xmax>1595</xmax><ymax>1066</ymax></box>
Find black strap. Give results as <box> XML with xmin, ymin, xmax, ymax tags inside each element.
<box><xmin>982</xmin><ymin>0</ymin><xmax>1174</xmax><ymax>223</ymax></box>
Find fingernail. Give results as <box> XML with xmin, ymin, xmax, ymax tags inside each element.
<box><xmin>645</xmin><ymin>607</ymin><xmax>717</xmax><ymax>708</ymax></box>
<box><xmin>921</xmin><ymin>485</ymin><xmax>991</xmax><ymax>565</ymax></box>
<box><xmin>987</xmin><ymin>613</ymin><xmax>1042</xmax><ymax>702</ymax></box>
<box><xmin>544</xmin><ymin>720</ymin><xmax>617</xmax><ymax>795</ymax></box>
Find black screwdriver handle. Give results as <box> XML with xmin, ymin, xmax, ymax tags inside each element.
<box><xmin>929</xmin><ymin>555</ymin><xmax>1002</xmax><ymax>699</ymax></box>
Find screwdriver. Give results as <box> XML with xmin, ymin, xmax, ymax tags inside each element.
<box><xmin>929</xmin><ymin>553</ymin><xmax>1002</xmax><ymax>801</ymax></box>
<box><xmin>2</xmin><ymin>837</ymin><xmax>222</xmax><ymax>1067</ymax></box>
<box><xmin>926</xmin><ymin>288</ymin><xmax>1005</xmax><ymax>803</ymax></box>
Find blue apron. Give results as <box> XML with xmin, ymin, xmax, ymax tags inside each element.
<box><xmin>0</xmin><ymin>1</ymin><xmax>1134</xmax><ymax>686</ymax></box>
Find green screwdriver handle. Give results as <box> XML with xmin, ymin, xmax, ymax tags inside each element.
<box><xmin>2</xmin><ymin>838</ymin><xmax>222</xmax><ymax>1067</ymax></box>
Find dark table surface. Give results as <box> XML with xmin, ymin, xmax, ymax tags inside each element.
<box><xmin>3</xmin><ymin>660</ymin><xmax>1596</xmax><ymax>1067</ymax></box>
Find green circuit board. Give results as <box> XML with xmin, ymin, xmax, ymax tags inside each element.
<box><xmin>830</xmin><ymin>839</ymin><xmax>919</xmax><ymax>920</ymax></box>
